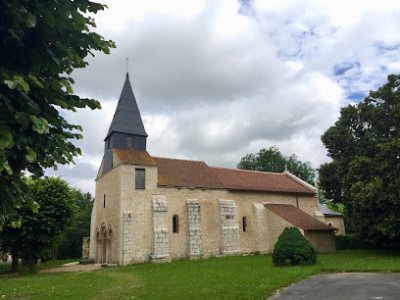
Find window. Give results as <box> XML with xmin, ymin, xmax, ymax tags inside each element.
<box><xmin>242</xmin><ymin>216</ymin><xmax>247</xmax><ymax>232</ymax></box>
<box><xmin>127</xmin><ymin>135</ymin><xmax>134</xmax><ymax>148</ymax></box>
<box><xmin>135</xmin><ymin>168</ymin><xmax>145</xmax><ymax>189</ymax></box>
<box><xmin>172</xmin><ymin>215</ymin><xmax>179</xmax><ymax>233</ymax></box>
<box><xmin>103</xmin><ymin>194</ymin><xmax>106</xmax><ymax>208</ymax></box>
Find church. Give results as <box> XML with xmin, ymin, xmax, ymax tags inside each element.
<box><xmin>88</xmin><ymin>73</ymin><xmax>337</xmax><ymax>265</ymax></box>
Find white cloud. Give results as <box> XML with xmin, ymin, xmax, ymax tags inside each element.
<box><xmin>46</xmin><ymin>0</ymin><xmax>400</xmax><ymax>194</ymax></box>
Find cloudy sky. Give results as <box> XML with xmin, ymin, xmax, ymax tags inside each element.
<box><xmin>47</xmin><ymin>0</ymin><xmax>400</xmax><ymax>194</ymax></box>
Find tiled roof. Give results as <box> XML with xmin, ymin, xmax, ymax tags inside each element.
<box><xmin>211</xmin><ymin>167</ymin><xmax>314</xmax><ymax>194</ymax></box>
<box><xmin>115</xmin><ymin>150</ymin><xmax>317</xmax><ymax>194</ymax></box>
<box><xmin>319</xmin><ymin>203</ymin><xmax>343</xmax><ymax>216</ymax></box>
<box><xmin>265</xmin><ymin>204</ymin><xmax>335</xmax><ymax>231</ymax></box>
<box><xmin>154</xmin><ymin>157</ymin><xmax>315</xmax><ymax>195</ymax></box>
<box><xmin>154</xmin><ymin>157</ymin><xmax>223</xmax><ymax>188</ymax></box>
<box><xmin>114</xmin><ymin>148</ymin><xmax>157</xmax><ymax>166</ymax></box>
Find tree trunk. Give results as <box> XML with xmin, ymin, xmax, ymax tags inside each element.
<box><xmin>53</xmin><ymin>247</ymin><xmax>58</xmax><ymax>260</ymax></box>
<box><xmin>23</xmin><ymin>254</ymin><xmax>35</xmax><ymax>273</ymax></box>
<box><xmin>11</xmin><ymin>252</ymin><xmax>19</xmax><ymax>273</ymax></box>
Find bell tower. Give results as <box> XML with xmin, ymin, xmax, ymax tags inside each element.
<box><xmin>102</xmin><ymin>73</ymin><xmax>148</xmax><ymax>174</ymax></box>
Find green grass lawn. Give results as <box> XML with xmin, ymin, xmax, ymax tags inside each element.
<box><xmin>0</xmin><ymin>250</ymin><xmax>399</xmax><ymax>300</ymax></box>
<box><xmin>0</xmin><ymin>258</ymin><xmax>80</xmax><ymax>274</ymax></box>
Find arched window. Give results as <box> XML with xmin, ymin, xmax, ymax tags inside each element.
<box><xmin>242</xmin><ymin>216</ymin><xmax>247</xmax><ymax>232</ymax></box>
<box><xmin>173</xmin><ymin>215</ymin><xmax>179</xmax><ymax>233</ymax></box>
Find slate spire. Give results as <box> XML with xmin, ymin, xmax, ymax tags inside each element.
<box><xmin>105</xmin><ymin>73</ymin><xmax>147</xmax><ymax>139</ymax></box>
<box><xmin>102</xmin><ymin>73</ymin><xmax>147</xmax><ymax>174</ymax></box>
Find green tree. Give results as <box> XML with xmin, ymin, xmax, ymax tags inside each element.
<box><xmin>320</xmin><ymin>74</ymin><xmax>400</xmax><ymax>247</ymax></box>
<box><xmin>0</xmin><ymin>177</ymin><xmax>76</xmax><ymax>272</ymax></box>
<box><xmin>55</xmin><ymin>190</ymin><xmax>94</xmax><ymax>259</ymax></box>
<box><xmin>0</xmin><ymin>0</ymin><xmax>115</xmax><ymax>229</ymax></box>
<box><xmin>237</xmin><ymin>146</ymin><xmax>316</xmax><ymax>185</ymax></box>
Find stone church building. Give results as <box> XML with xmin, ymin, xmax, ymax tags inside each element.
<box><xmin>88</xmin><ymin>74</ymin><xmax>337</xmax><ymax>265</ymax></box>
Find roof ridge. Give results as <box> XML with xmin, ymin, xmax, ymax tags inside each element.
<box><xmin>209</xmin><ymin>166</ymin><xmax>284</xmax><ymax>175</ymax></box>
<box><xmin>153</xmin><ymin>156</ymin><xmax>207</xmax><ymax>164</ymax></box>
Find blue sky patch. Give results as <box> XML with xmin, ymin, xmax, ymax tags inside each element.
<box><xmin>334</xmin><ymin>62</ymin><xmax>360</xmax><ymax>76</ymax></box>
<box><xmin>347</xmin><ymin>92</ymin><xmax>366</xmax><ymax>102</ymax></box>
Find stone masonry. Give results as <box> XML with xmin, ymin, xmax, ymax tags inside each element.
<box><xmin>186</xmin><ymin>200</ymin><xmax>203</xmax><ymax>259</ymax></box>
<box><xmin>150</xmin><ymin>196</ymin><xmax>171</xmax><ymax>262</ymax></box>
<box><xmin>252</xmin><ymin>203</ymin><xmax>269</xmax><ymax>253</ymax></box>
<box><xmin>219</xmin><ymin>200</ymin><xmax>241</xmax><ymax>255</ymax></box>
<box><xmin>122</xmin><ymin>211</ymin><xmax>134</xmax><ymax>266</ymax></box>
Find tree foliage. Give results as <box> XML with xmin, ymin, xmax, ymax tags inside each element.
<box><xmin>272</xmin><ymin>227</ymin><xmax>316</xmax><ymax>266</ymax></box>
<box><xmin>237</xmin><ymin>146</ymin><xmax>316</xmax><ymax>185</ymax></box>
<box><xmin>319</xmin><ymin>74</ymin><xmax>400</xmax><ymax>247</ymax></box>
<box><xmin>0</xmin><ymin>177</ymin><xmax>76</xmax><ymax>272</ymax></box>
<box><xmin>54</xmin><ymin>190</ymin><xmax>93</xmax><ymax>259</ymax></box>
<box><xmin>0</xmin><ymin>0</ymin><xmax>115</xmax><ymax>229</ymax></box>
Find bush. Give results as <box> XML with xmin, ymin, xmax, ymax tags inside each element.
<box><xmin>272</xmin><ymin>227</ymin><xmax>316</xmax><ymax>266</ymax></box>
<box><xmin>336</xmin><ymin>234</ymin><xmax>373</xmax><ymax>250</ymax></box>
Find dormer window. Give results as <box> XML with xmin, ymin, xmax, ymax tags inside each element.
<box><xmin>127</xmin><ymin>136</ymin><xmax>134</xmax><ymax>148</ymax></box>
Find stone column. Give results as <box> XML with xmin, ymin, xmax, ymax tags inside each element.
<box><xmin>218</xmin><ymin>200</ymin><xmax>241</xmax><ymax>256</ymax></box>
<box><xmin>253</xmin><ymin>203</ymin><xmax>269</xmax><ymax>253</ymax></box>
<box><xmin>186</xmin><ymin>200</ymin><xmax>203</xmax><ymax>259</ymax></box>
<box><xmin>122</xmin><ymin>211</ymin><xmax>133</xmax><ymax>266</ymax></box>
<box><xmin>88</xmin><ymin>203</ymin><xmax>96</xmax><ymax>260</ymax></box>
<box><xmin>82</xmin><ymin>237</ymin><xmax>90</xmax><ymax>259</ymax></box>
<box><xmin>150</xmin><ymin>196</ymin><xmax>171</xmax><ymax>263</ymax></box>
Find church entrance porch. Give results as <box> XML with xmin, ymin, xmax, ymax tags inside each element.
<box><xmin>96</xmin><ymin>224</ymin><xmax>113</xmax><ymax>264</ymax></box>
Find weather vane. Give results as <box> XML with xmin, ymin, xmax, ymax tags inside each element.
<box><xmin>126</xmin><ymin>57</ymin><xmax>129</xmax><ymax>73</ymax></box>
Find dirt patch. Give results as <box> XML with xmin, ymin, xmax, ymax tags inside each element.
<box><xmin>40</xmin><ymin>263</ymin><xmax>102</xmax><ymax>273</ymax></box>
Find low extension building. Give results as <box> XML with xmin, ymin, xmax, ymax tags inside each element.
<box><xmin>319</xmin><ymin>203</ymin><xmax>346</xmax><ymax>235</ymax></box>
<box><xmin>88</xmin><ymin>74</ymin><xmax>337</xmax><ymax>265</ymax></box>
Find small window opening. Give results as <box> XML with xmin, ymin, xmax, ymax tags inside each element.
<box><xmin>328</xmin><ymin>222</ymin><xmax>332</xmax><ymax>226</ymax></box>
<box><xmin>242</xmin><ymin>216</ymin><xmax>247</xmax><ymax>232</ymax></box>
<box><xmin>127</xmin><ymin>136</ymin><xmax>134</xmax><ymax>148</ymax></box>
<box><xmin>103</xmin><ymin>194</ymin><xmax>106</xmax><ymax>208</ymax></box>
<box><xmin>172</xmin><ymin>215</ymin><xmax>179</xmax><ymax>233</ymax></box>
<box><xmin>135</xmin><ymin>168</ymin><xmax>145</xmax><ymax>189</ymax></box>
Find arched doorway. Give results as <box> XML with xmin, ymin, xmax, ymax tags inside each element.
<box><xmin>102</xmin><ymin>229</ymin><xmax>107</xmax><ymax>263</ymax></box>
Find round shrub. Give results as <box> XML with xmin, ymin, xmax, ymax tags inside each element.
<box><xmin>272</xmin><ymin>227</ymin><xmax>317</xmax><ymax>266</ymax></box>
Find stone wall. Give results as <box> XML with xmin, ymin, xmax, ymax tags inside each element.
<box><xmin>186</xmin><ymin>200</ymin><xmax>203</xmax><ymax>259</ymax></box>
<box><xmin>150</xmin><ymin>196</ymin><xmax>171</xmax><ymax>262</ymax></box>
<box><xmin>324</xmin><ymin>216</ymin><xmax>346</xmax><ymax>235</ymax></box>
<box><xmin>82</xmin><ymin>237</ymin><xmax>90</xmax><ymax>259</ymax></box>
<box><xmin>95</xmin><ymin>161</ymin><xmax>326</xmax><ymax>265</ymax></box>
<box><xmin>218</xmin><ymin>200</ymin><xmax>241</xmax><ymax>255</ymax></box>
<box><xmin>122</xmin><ymin>211</ymin><xmax>133</xmax><ymax>266</ymax></box>
<box><xmin>304</xmin><ymin>230</ymin><xmax>337</xmax><ymax>253</ymax></box>
<box><xmin>93</xmin><ymin>165</ymin><xmax>121</xmax><ymax>264</ymax></box>
<box><xmin>88</xmin><ymin>201</ymin><xmax>96</xmax><ymax>260</ymax></box>
<box><xmin>252</xmin><ymin>203</ymin><xmax>269</xmax><ymax>253</ymax></box>
<box><xmin>265</xmin><ymin>208</ymin><xmax>295</xmax><ymax>253</ymax></box>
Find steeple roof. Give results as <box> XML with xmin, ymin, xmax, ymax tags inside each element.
<box><xmin>105</xmin><ymin>73</ymin><xmax>147</xmax><ymax>140</ymax></box>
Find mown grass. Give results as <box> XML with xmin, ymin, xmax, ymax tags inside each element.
<box><xmin>0</xmin><ymin>258</ymin><xmax>80</xmax><ymax>274</ymax></box>
<box><xmin>0</xmin><ymin>250</ymin><xmax>399</xmax><ymax>300</ymax></box>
